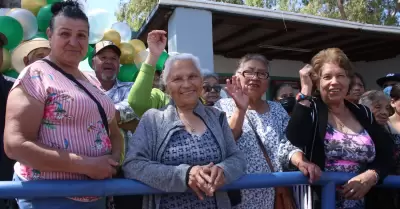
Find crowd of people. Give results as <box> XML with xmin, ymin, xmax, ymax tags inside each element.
<box><xmin>1</xmin><ymin>1</ymin><xmax>400</xmax><ymax>209</ymax></box>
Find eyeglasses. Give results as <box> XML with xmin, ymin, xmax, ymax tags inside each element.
<box><xmin>240</xmin><ymin>70</ymin><xmax>269</xmax><ymax>80</ymax></box>
<box><xmin>203</xmin><ymin>85</ymin><xmax>222</xmax><ymax>93</ymax></box>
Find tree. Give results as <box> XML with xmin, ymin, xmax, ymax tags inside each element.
<box><xmin>116</xmin><ymin>0</ymin><xmax>245</xmax><ymax>31</ymax></box>
<box><xmin>116</xmin><ymin>0</ymin><xmax>400</xmax><ymax>30</ymax></box>
<box><xmin>299</xmin><ymin>0</ymin><xmax>400</xmax><ymax>25</ymax></box>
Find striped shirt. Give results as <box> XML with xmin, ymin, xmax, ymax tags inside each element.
<box><xmin>12</xmin><ymin>60</ymin><xmax>115</xmax><ymax>184</ymax></box>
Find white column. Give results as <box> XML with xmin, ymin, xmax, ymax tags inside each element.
<box><xmin>168</xmin><ymin>7</ymin><xmax>214</xmax><ymax>72</ymax></box>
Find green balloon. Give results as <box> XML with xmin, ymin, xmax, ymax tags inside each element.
<box><xmin>88</xmin><ymin>50</ymin><xmax>94</xmax><ymax>69</ymax></box>
<box><xmin>82</xmin><ymin>45</ymin><xmax>94</xmax><ymax>61</ymax></box>
<box><xmin>0</xmin><ymin>16</ymin><xmax>23</xmax><ymax>50</ymax></box>
<box><xmin>132</xmin><ymin>64</ymin><xmax>142</xmax><ymax>82</ymax></box>
<box><xmin>47</xmin><ymin>0</ymin><xmax>61</xmax><ymax>4</ymax></box>
<box><xmin>156</xmin><ymin>51</ymin><xmax>169</xmax><ymax>71</ymax></box>
<box><xmin>3</xmin><ymin>69</ymin><xmax>19</xmax><ymax>79</ymax></box>
<box><xmin>32</xmin><ymin>32</ymin><xmax>48</xmax><ymax>40</ymax></box>
<box><xmin>118</xmin><ymin>64</ymin><xmax>138</xmax><ymax>82</ymax></box>
<box><xmin>37</xmin><ymin>4</ymin><xmax>53</xmax><ymax>32</ymax></box>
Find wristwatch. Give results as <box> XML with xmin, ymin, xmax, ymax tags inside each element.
<box><xmin>296</xmin><ymin>92</ymin><xmax>312</xmax><ymax>102</ymax></box>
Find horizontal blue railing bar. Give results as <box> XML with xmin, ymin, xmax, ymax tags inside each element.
<box><xmin>2</xmin><ymin>171</ymin><xmax>400</xmax><ymax>199</ymax></box>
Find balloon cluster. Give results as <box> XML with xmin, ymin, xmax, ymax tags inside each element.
<box><xmin>87</xmin><ymin>9</ymin><xmax>169</xmax><ymax>82</ymax></box>
<box><xmin>0</xmin><ymin>0</ymin><xmax>169</xmax><ymax>82</ymax></box>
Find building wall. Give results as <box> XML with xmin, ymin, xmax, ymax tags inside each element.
<box><xmin>353</xmin><ymin>56</ymin><xmax>400</xmax><ymax>89</ymax></box>
<box><xmin>213</xmin><ymin>54</ymin><xmax>399</xmax><ymax>90</ymax></box>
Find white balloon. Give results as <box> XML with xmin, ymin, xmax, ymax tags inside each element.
<box><xmin>87</xmin><ymin>9</ymin><xmax>113</xmax><ymax>44</ymax></box>
<box><xmin>0</xmin><ymin>8</ymin><xmax>11</xmax><ymax>16</ymax></box>
<box><xmin>111</xmin><ymin>22</ymin><xmax>132</xmax><ymax>43</ymax></box>
<box><xmin>135</xmin><ymin>50</ymin><xmax>149</xmax><ymax>67</ymax></box>
<box><xmin>7</xmin><ymin>8</ymin><xmax>38</xmax><ymax>40</ymax></box>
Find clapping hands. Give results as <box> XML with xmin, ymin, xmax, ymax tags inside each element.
<box><xmin>187</xmin><ymin>162</ymin><xmax>226</xmax><ymax>200</ymax></box>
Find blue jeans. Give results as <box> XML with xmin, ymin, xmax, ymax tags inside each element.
<box><xmin>13</xmin><ymin>174</ymin><xmax>106</xmax><ymax>209</ymax></box>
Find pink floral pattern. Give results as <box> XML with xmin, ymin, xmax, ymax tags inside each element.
<box><xmin>88</xmin><ymin>121</ymin><xmax>112</xmax><ymax>154</ymax></box>
<box><xmin>42</xmin><ymin>92</ymin><xmax>73</xmax><ymax>129</ymax></box>
<box><xmin>12</xmin><ymin>60</ymin><xmax>116</xmax><ymax>203</ymax></box>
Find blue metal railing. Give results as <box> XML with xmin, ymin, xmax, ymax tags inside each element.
<box><xmin>1</xmin><ymin>172</ymin><xmax>400</xmax><ymax>209</ymax></box>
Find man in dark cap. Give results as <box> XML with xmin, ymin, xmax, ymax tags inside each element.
<box><xmin>0</xmin><ymin>32</ymin><xmax>17</xmax><ymax>209</ymax></box>
<box><xmin>377</xmin><ymin>73</ymin><xmax>400</xmax><ymax>89</ymax></box>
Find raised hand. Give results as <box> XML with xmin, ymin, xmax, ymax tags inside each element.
<box><xmin>299</xmin><ymin>64</ymin><xmax>314</xmax><ymax>95</ymax></box>
<box><xmin>147</xmin><ymin>30</ymin><xmax>167</xmax><ymax>58</ymax></box>
<box><xmin>225</xmin><ymin>76</ymin><xmax>249</xmax><ymax>111</ymax></box>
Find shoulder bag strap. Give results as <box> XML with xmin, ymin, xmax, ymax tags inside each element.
<box><xmin>41</xmin><ymin>59</ymin><xmax>110</xmax><ymax>136</ymax></box>
<box><xmin>245</xmin><ymin>114</ymin><xmax>275</xmax><ymax>172</ymax></box>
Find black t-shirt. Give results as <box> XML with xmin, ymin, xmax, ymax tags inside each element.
<box><xmin>0</xmin><ymin>74</ymin><xmax>15</xmax><ymax>180</ymax></box>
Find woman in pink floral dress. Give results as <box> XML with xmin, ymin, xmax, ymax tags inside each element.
<box><xmin>3</xmin><ymin>1</ymin><xmax>123</xmax><ymax>209</ymax></box>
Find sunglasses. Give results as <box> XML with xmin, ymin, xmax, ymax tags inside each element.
<box><xmin>203</xmin><ymin>85</ymin><xmax>222</xmax><ymax>93</ymax></box>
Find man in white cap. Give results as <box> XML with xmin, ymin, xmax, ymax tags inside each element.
<box><xmin>91</xmin><ymin>40</ymin><xmax>142</xmax><ymax>208</ymax></box>
<box><xmin>11</xmin><ymin>37</ymin><xmax>50</xmax><ymax>73</ymax></box>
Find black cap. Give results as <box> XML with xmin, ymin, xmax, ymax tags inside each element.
<box><xmin>376</xmin><ymin>73</ymin><xmax>400</xmax><ymax>87</ymax></box>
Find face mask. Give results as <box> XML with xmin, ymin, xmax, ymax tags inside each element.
<box><xmin>279</xmin><ymin>97</ymin><xmax>296</xmax><ymax>114</ymax></box>
<box><xmin>383</xmin><ymin>86</ymin><xmax>392</xmax><ymax>97</ymax></box>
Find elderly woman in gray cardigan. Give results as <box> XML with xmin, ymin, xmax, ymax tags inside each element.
<box><xmin>123</xmin><ymin>32</ymin><xmax>246</xmax><ymax>209</ymax></box>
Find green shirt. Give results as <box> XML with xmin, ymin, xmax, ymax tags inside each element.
<box><xmin>127</xmin><ymin>63</ymin><xmax>170</xmax><ymax>117</ymax></box>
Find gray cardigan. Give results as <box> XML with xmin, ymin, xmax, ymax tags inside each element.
<box><xmin>123</xmin><ymin>101</ymin><xmax>246</xmax><ymax>209</ymax></box>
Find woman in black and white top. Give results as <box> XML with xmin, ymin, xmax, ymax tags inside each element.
<box><xmin>214</xmin><ymin>53</ymin><xmax>321</xmax><ymax>209</ymax></box>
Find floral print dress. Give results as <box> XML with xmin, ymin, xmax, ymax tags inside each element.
<box><xmin>214</xmin><ymin>99</ymin><xmax>301</xmax><ymax>209</ymax></box>
<box><xmin>324</xmin><ymin>124</ymin><xmax>376</xmax><ymax>209</ymax></box>
<box><xmin>12</xmin><ymin>60</ymin><xmax>115</xmax><ymax>202</ymax></box>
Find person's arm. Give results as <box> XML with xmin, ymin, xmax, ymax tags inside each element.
<box><xmin>118</xmin><ymin>119</ymin><xmax>139</xmax><ymax>132</ymax></box>
<box><xmin>215</xmin><ymin>112</ymin><xmax>246</xmax><ymax>184</ymax></box>
<box><xmin>278</xmin><ymin>104</ymin><xmax>304</xmax><ymax>170</ymax></box>
<box><xmin>115</xmin><ymin>99</ymin><xmax>138</xmax><ymax>124</ymax></box>
<box><xmin>228</xmin><ymin>108</ymin><xmax>246</xmax><ymax>141</ymax></box>
<box><xmin>109</xmin><ymin>117</ymin><xmax>123</xmax><ymax>164</ymax></box>
<box><xmin>4</xmin><ymin>86</ymin><xmax>86</xmax><ymax>173</ymax></box>
<box><xmin>127</xmin><ymin>30</ymin><xmax>169</xmax><ymax>116</ymax></box>
<box><xmin>365</xmin><ymin>107</ymin><xmax>394</xmax><ymax>184</ymax></box>
<box><xmin>122</xmin><ymin>109</ymin><xmax>190</xmax><ymax>192</ymax></box>
<box><xmin>127</xmin><ymin>62</ymin><xmax>169</xmax><ymax>117</ymax></box>
<box><xmin>213</xmin><ymin>100</ymin><xmax>245</xmax><ymax>141</ymax></box>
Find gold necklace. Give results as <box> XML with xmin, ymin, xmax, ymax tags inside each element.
<box><xmin>330</xmin><ymin>112</ymin><xmax>347</xmax><ymax>133</ymax></box>
<box><xmin>177</xmin><ymin>110</ymin><xmax>195</xmax><ymax>133</ymax></box>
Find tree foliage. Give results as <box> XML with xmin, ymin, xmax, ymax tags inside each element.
<box><xmin>115</xmin><ymin>0</ymin><xmax>400</xmax><ymax>31</ymax></box>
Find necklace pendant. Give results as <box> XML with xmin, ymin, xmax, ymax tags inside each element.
<box><xmin>191</xmin><ymin>128</ymin><xmax>195</xmax><ymax>132</ymax></box>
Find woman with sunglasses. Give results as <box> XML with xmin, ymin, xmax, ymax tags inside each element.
<box><xmin>201</xmin><ymin>72</ymin><xmax>222</xmax><ymax>106</ymax></box>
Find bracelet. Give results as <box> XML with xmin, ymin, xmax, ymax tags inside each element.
<box><xmin>367</xmin><ymin>169</ymin><xmax>379</xmax><ymax>185</ymax></box>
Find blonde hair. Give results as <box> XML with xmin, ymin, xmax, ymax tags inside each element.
<box><xmin>310</xmin><ymin>48</ymin><xmax>354</xmax><ymax>86</ymax></box>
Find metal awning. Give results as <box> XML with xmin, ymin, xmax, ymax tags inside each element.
<box><xmin>136</xmin><ymin>0</ymin><xmax>400</xmax><ymax>62</ymax></box>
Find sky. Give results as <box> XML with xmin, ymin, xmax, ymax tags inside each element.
<box><xmin>79</xmin><ymin>0</ymin><xmax>121</xmax><ymax>72</ymax></box>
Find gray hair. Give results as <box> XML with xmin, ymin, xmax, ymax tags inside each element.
<box><xmin>161</xmin><ymin>53</ymin><xmax>202</xmax><ymax>85</ymax></box>
<box><xmin>202</xmin><ymin>71</ymin><xmax>219</xmax><ymax>81</ymax></box>
<box><xmin>359</xmin><ymin>90</ymin><xmax>389</xmax><ymax>109</ymax></box>
<box><xmin>236</xmin><ymin>53</ymin><xmax>270</xmax><ymax>72</ymax></box>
